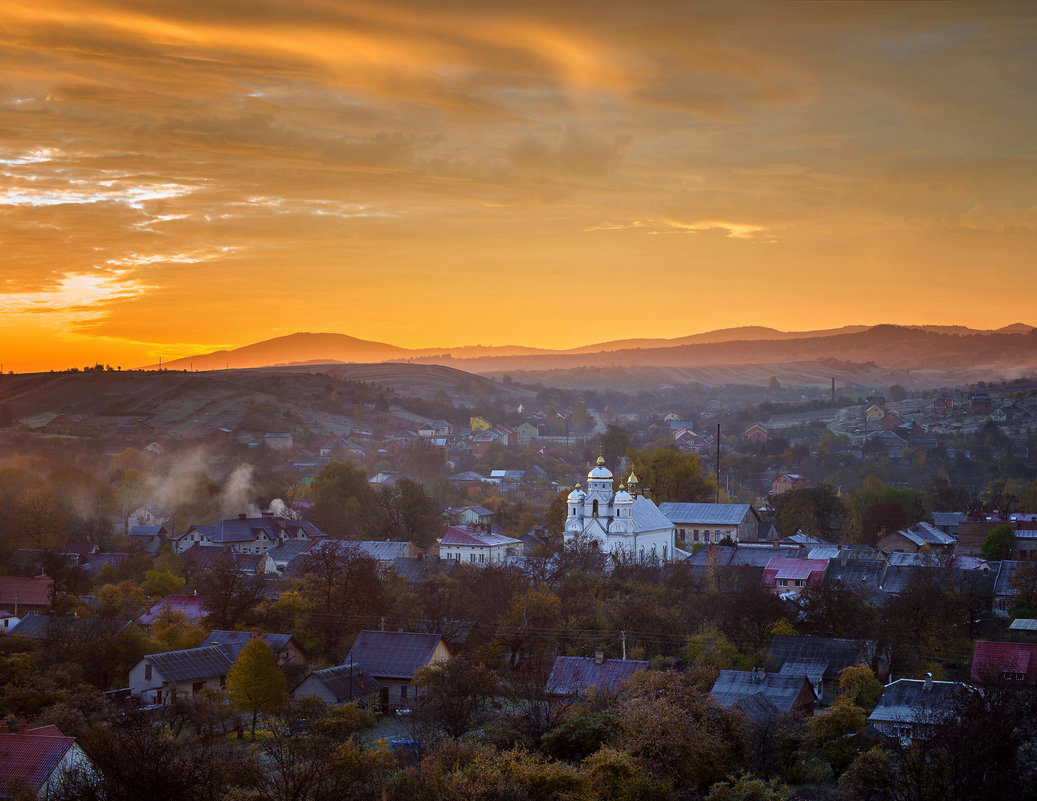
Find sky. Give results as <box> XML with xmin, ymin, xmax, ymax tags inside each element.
<box><xmin>1</xmin><ymin>1</ymin><xmax>1035</xmax><ymax>371</ymax></box>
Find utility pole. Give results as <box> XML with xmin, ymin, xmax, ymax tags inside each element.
<box><xmin>620</xmin><ymin>630</ymin><xmax>627</xmax><ymax>660</ymax></box>
<box><xmin>715</xmin><ymin>423</ymin><xmax>721</xmax><ymax>503</ymax></box>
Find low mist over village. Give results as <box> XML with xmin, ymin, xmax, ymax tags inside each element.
<box><xmin>3</xmin><ymin>1</ymin><xmax>1037</xmax><ymax>800</ymax></box>
<box><xmin>1</xmin><ymin>330</ymin><xmax>1037</xmax><ymax>801</ymax></box>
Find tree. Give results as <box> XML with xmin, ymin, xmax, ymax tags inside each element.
<box><xmin>772</xmin><ymin>485</ymin><xmax>845</xmax><ymax>539</ymax></box>
<box><xmin>626</xmin><ymin>447</ymin><xmax>717</xmax><ymax>504</ymax></box>
<box><xmin>888</xmin><ymin>384</ymin><xmax>908</xmax><ymax>402</ymax></box>
<box><xmin>379</xmin><ymin>477</ymin><xmax>441</xmax><ymax>548</ymax></box>
<box><xmin>980</xmin><ymin>524</ymin><xmax>1017</xmax><ymax>561</ymax></box>
<box><xmin>197</xmin><ymin>562</ymin><xmax>268</xmax><ymax>630</ymax></box>
<box><xmin>804</xmin><ymin>697</ymin><xmax>867</xmax><ymax>778</ymax></box>
<box><xmin>545</xmin><ymin>489</ymin><xmax>569</xmax><ymax>539</ymax></box>
<box><xmin>706</xmin><ymin>771</ymin><xmax>789</xmax><ymax>801</ymax></box>
<box><xmin>227</xmin><ymin>637</ymin><xmax>287</xmax><ymax>736</ymax></box>
<box><xmin>413</xmin><ymin>656</ymin><xmax>501</xmax><ymax>740</ymax></box>
<box><xmin>837</xmin><ymin>664</ymin><xmax>883</xmax><ymax>711</ymax></box>
<box><xmin>600</xmin><ymin>425</ymin><xmax>631</xmax><ymax>469</ymax></box>
<box><xmin>308</xmin><ymin>462</ymin><xmax>379</xmax><ymax>539</ymax></box>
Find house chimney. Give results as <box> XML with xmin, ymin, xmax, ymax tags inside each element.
<box><xmin>238</xmin><ymin>513</ymin><xmax>247</xmax><ymax>520</ymax></box>
<box><xmin>924</xmin><ymin>672</ymin><xmax>933</xmax><ymax>690</ymax></box>
<box><xmin>594</xmin><ymin>651</ymin><xmax>604</xmax><ymax>665</ymax></box>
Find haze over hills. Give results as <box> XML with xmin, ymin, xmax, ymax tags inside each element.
<box><xmin>155</xmin><ymin>324</ymin><xmax>1037</xmax><ymax>386</ymax></box>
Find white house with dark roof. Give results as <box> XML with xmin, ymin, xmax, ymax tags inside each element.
<box><xmin>293</xmin><ymin>663</ymin><xmax>382</xmax><ymax>706</ymax></box>
<box><xmin>128</xmin><ymin>645</ymin><xmax>234</xmax><ymax>704</ymax></box>
<box><xmin>173</xmin><ymin>513</ymin><xmax>324</xmax><ymax>555</ymax></box>
<box><xmin>658</xmin><ymin>502</ymin><xmax>761</xmax><ymax>547</ymax></box>
<box><xmin>563</xmin><ymin>458</ymin><xmax>676</xmax><ymax>563</ymax></box>
<box><xmin>438</xmin><ymin>526</ymin><xmax>523</xmax><ymax>565</ymax></box>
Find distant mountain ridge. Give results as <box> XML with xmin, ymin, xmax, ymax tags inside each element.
<box><xmin>153</xmin><ymin>323</ymin><xmax>1036</xmax><ymax>374</ymax></box>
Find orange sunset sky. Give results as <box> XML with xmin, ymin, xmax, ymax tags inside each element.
<box><xmin>1</xmin><ymin>1</ymin><xmax>1035</xmax><ymax>372</ymax></box>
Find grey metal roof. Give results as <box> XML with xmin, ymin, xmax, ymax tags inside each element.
<box><xmin>351</xmin><ymin>541</ymin><xmax>413</xmax><ymax>561</ymax></box>
<box><xmin>658</xmin><ymin>502</ymin><xmax>753</xmax><ymax>527</ymax></box>
<box><xmin>869</xmin><ymin>679</ymin><xmax>969</xmax><ymax>725</ymax></box>
<box><xmin>932</xmin><ymin>512</ymin><xmax>965</xmax><ymax>528</ymax></box>
<box><xmin>630</xmin><ymin>496</ymin><xmax>676</xmax><ymax>534</ymax></box>
<box><xmin>1009</xmin><ymin>618</ymin><xmax>1037</xmax><ymax>631</ymax></box>
<box><xmin>733</xmin><ymin>691</ymin><xmax>780</xmax><ymax>727</ymax></box>
<box><xmin>390</xmin><ymin>557</ymin><xmax>456</xmax><ymax>583</ymax></box>
<box><xmin>710</xmin><ymin>670</ymin><xmax>814</xmax><ymax>714</ymax></box>
<box><xmin>730</xmin><ymin>546</ymin><xmax>801</xmax><ymax>567</ymax></box>
<box><xmin>344</xmin><ymin>630</ymin><xmax>445</xmax><ymax>680</ymax></box>
<box><xmin>147</xmin><ymin>646</ymin><xmax>233</xmax><ymax>683</ymax></box>
<box><xmin>201</xmin><ymin>631</ymin><xmax>298</xmax><ymax>662</ymax></box>
<box><xmin>896</xmin><ymin>522</ymin><xmax>956</xmax><ymax>547</ymax></box>
<box><xmin>9</xmin><ymin>614</ymin><xmax>135</xmax><ymax>640</ymax></box>
<box><xmin>300</xmin><ymin>664</ymin><xmax>381</xmax><ymax>701</ymax></box>
<box><xmin>767</xmin><ymin>636</ymin><xmax>873</xmax><ymax>683</ymax></box>
<box><xmin>545</xmin><ymin>656</ymin><xmax>649</xmax><ymax>697</ymax></box>
<box><xmin>129</xmin><ymin>525</ymin><xmax>165</xmax><ymax>537</ymax></box>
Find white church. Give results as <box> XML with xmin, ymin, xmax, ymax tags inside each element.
<box><xmin>563</xmin><ymin>457</ymin><xmax>678</xmax><ymax>563</ymax></box>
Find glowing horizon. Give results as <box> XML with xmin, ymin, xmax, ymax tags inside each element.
<box><xmin>2</xmin><ymin>2</ymin><xmax>1035</xmax><ymax>372</ymax></box>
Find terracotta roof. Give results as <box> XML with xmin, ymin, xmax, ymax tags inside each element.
<box><xmin>971</xmin><ymin>641</ymin><xmax>1037</xmax><ymax>684</ymax></box>
<box><xmin>0</xmin><ymin>729</ymin><xmax>77</xmax><ymax>794</ymax></box>
<box><xmin>0</xmin><ymin>576</ymin><xmax>53</xmax><ymax>608</ymax></box>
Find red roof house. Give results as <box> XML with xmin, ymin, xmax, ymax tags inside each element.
<box><xmin>762</xmin><ymin>558</ymin><xmax>828</xmax><ymax>593</ymax></box>
<box><xmin>0</xmin><ymin>576</ymin><xmax>54</xmax><ymax>614</ymax></box>
<box><xmin>0</xmin><ymin>723</ymin><xmax>91</xmax><ymax>797</ymax></box>
<box><xmin>971</xmin><ymin>641</ymin><xmax>1037</xmax><ymax>685</ymax></box>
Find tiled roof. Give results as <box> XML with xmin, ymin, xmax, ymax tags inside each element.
<box><xmin>344</xmin><ymin>630</ymin><xmax>445</xmax><ymax>680</ymax></box>
<box><xmin>0</xmin><ymin>729</ymin><xmax>77</xmax><ymax>794</ymax></box>
<box><xmin>659</xmin><ymin>502</ymin><xmax>753</xmax><ymax>527</ymax></box>
<box><xmin>147</xmin><ymin>645</ymin><xmax>234</xmax><ymax>683</ymax></box>
<box><xmin>201</xmin><ymin>631</ymin><xmax>299</xmax><ymax>662</ymax></box>
<box><xmin>184</xmin><ymin>516</ymin><xmax>324</xmax><ymax>545</ymax></box>
<box><xmin>544</xmin><ymin>656</ymin><xmax>649</xmax><ymax>697</ymax></box>
<box><xmin>971</xmin><ymin>641</ymin><xmax>1037</xmax><ymax>683</ymax></box>
<box><xmin>710</xmin><ymin>670</ymin><xmax>814</xmax><ymax>714</ymax></box>
<box><xmin>0</xmin><ymin>576</ymin><xmax>53</xmax><ymax>607</ymax></box>
<box><xmin>299</xmin><ymin>664</ymin><xmax>382</xmax><ymax>701</ymax></box>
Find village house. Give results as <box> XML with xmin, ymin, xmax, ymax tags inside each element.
<box><xmin>136</xmin><ymin>594</ymin><xmax>209</xmax><ymax>626</ymax></box>
<box><xmin>293</xmin><ymin>663</ymin><xmax>382</xmax><ymax>707</ymax></box>
<box><xmin>876</xmin><ymin>521</ymin><xmax>957</xmax><ymax>555</ymax></box>
<box><xmin>342</xmin><ymin>630</ymin><xmax>451</xmax><ymax>708</ymax></box>
<box><xmin>710</xmin><ymin>669</ymin><xmax>816</xmax><ymax>718</ymax></box>
<box><xmin>129</xmin><ymin>645</ymin><xmax>234</xmax><ymax>705</ymax></box>
<box><xmin>445</xmin><ymin>505</ymin><xmax>495</xmax><ymax>527</ymax></box>
<box><xmin>0</xmin><ymin>576</ymin><xmax>54</xmax><ymax>616</ymax></box>
<box><xmin>770</xmin><ymin>474</ymin><xmax>813</xmax><ymax>496</ymax></box>
<box><xmin>766</xmin><ymin>636</ymin><xmax>875</xmax><ymax>704</ymax></box>
<box><xmin>544</xmin><ymin>654</ymin><xmax>649</xmax><ymax>703</ymax></box>
<box><xmin>658</xmin><ymin>502</ymin><xmax>761</xmax><ymax>547</ymax></box>
<box><xmin>0</xmin><ymin>723</ymin><xmax>95</xmax><ymax>799</ymax></box>
<box><xmin>201</xmin><ymin>631</ymin><xmax>308</xmax><ymax>670</ymax></box>
<box><xmin>762</xmin><ymin>557</ymin><xmax>829</xmax><ymax>594</ymax></box>
<box><xmin>173</xmin><ymin>512</ymin><xmax>324</xmax><ymax>555</ymax></box>
<box><xmin>127</xmin><ymin>524</ymin><xmax>167</xmax><ymax>556</ymax></box>
<box><xmin>970</xmin><ymin>641</ymin><xmax>1037</xmax><ymax>685</ymax></box>
<box><xmin>438</xmin><ymin>525</ymin><xmax>523</xmax><ymax>565</ymax></box>
<box><xmin>868</xmin><ymin>675</ymin><xmax>971</xmax><ymax>745</ymax></box>
<box><xmin>264</xmin><ymin>432</ymin><xmax>294</xmax><ymax>450</ymax></box>
<box><xmin>743</xmin><ymin>422</ymin><xmax>769</xmax><ymax>444</ymax></box>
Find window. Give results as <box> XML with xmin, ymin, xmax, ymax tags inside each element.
<box><xmin>778</xmin><ymin>579</ymin><xmax>788</xmax><ymax>587</ymax></box>
<box><xmin>479</xmin><ymin>553</ymin><xmax>484</xmax><ymax>563</ymax></box>
<box><xmin>400</xmin><ymin>685</ymin><xmax>408</xmax><ymax>699</ymax></box>
<box><xmin>470</xmin><ymin>554</ymin><xmax>475</xmax><ymax>563</ymax></box>
<box><xmin>794</xmin><ymin>580</ymin><xmax>804</xmax><ymax>587</ymax></box>
<box><xmin>144</xmin><ymin>662</ymin><xmax>152</xmax><ymax>681</ymax></box>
